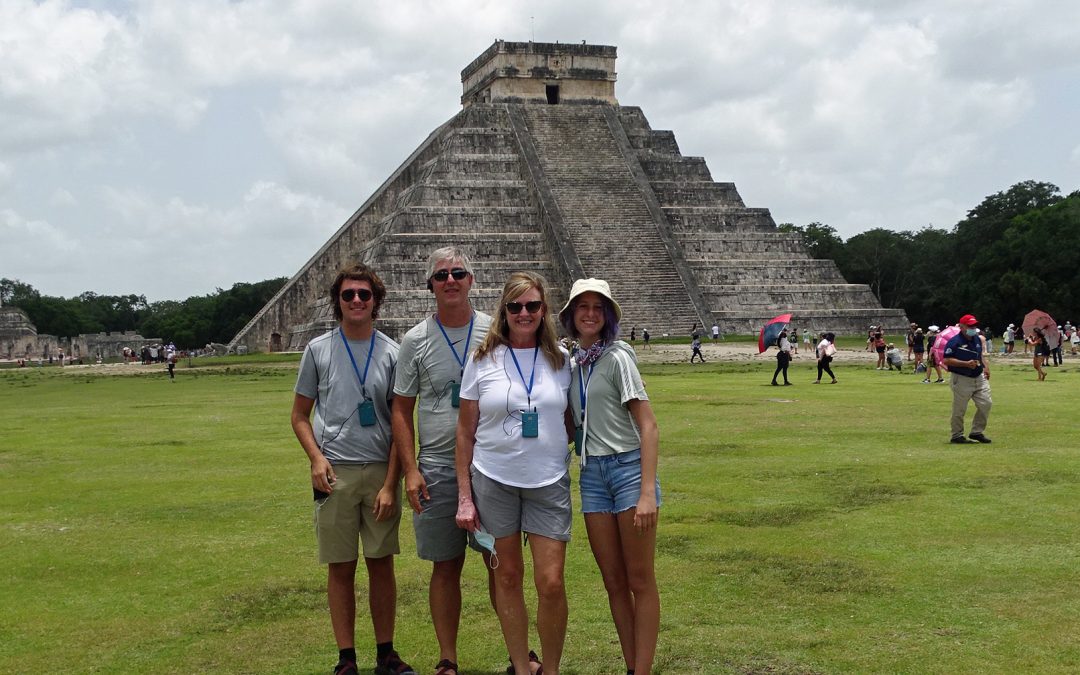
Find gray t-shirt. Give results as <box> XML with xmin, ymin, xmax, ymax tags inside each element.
<box><xmin>295</xmin><ymin>327</ymin><xmax>399</xmax><ymax>465</ymax></box>
<box><xmin>568</xmin><ymin>341</ymin><xmax>649</xmax><ymax>457</ymax></box>
<box><xmin>393</xmin><ymin>311</ymin><xmax>492</xmax><ymax>467</ymax></box>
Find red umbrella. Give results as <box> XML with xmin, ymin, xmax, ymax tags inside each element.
<box><xmin>1023</xmin><ymin>309</ymin><xmax>1060</xmax><ymax>348</ymax></box>
<box><xmin>758</xmin><ymin>313</ymin><xmax>793</xmax><ymax>353</ymax></box>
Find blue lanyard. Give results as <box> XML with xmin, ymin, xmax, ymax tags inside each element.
<box><xmin>575</xmin><ymin>356</ymin><xmax>594</xmax><ymax>423</ymax></box>
<box><xmin>340</xmin><ymin>328</ymin><xmax>376</xmax><ymax>399</ymax></box>
<box><xmin>435</xmin><ymin>313</ymin><xmax>475</xmax><ymax>378</ymax></box>
<box><xmin>507</xmin><ymin>345</ymin><xmax>539</xmax><ymax>408</ymax></box>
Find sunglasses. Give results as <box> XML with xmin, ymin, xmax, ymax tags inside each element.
<box><xmin>505</xmin><ymin>300</ymin><xmax>543</xmax><ymax>315</ymax></box>
<box><xmin>430</xmin><ymin>268</ymin><xmax>470</xmax><ymax>282</ymax></box>
<box><xmin>339</xmin><ymin>288</ymin><xmax>373</xmax><ymax>302</ymax></box>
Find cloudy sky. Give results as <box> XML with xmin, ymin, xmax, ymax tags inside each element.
<box><xmin>2</xmin><ymin>0</ymin><xmax>1078</xmax><ymax>301</ymax></box>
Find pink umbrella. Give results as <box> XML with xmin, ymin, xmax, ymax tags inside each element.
<box><xmin>931</xmin><ymin>325</ymin><xmax>960</xmax><ymax>371</ymax></box>
<box><xmin>1023</xmin><ymin>309</ymin><xmax>1060</xmax><ymax>349</ymax></box>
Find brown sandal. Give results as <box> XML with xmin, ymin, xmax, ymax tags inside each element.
<box><xmin>434</xmin><ymin>659</ymin><xmax>458</xmax><ymax>675</ymax></box>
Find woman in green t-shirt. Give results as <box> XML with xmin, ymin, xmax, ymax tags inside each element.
<box><xmin>559</xmin><ymin>278</ymin><xmax>661</xmax><ymax>675</ymax></box>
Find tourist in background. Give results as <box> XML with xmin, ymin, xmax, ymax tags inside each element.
<box><xmin>559</xmin><ymin>278</ymin><xmax>661</xmax><ymax>675</ymax></box>
<box><xmin>886</xmin><ymin>343</ymin><xmax>903</xmax><ymax>371</ymax></box>
<box><xmin>771</xmin><ymin>328</ymin><xmax>792</xmax><ymax>385</ymax></box>
<box><xmin>690</xmin><ymin>334</ymin><xmax>705</xmax><ymax>363</ymax></box>
<box><xmin>1004</xmin><ymin>323</ymin><xmax>1016</xmax><ymax>354</ymax></box>
<box><xmin>1050</xmin><ymin>327</ymin><xmax>1063</xmax><ymax>366</ymax></box>
<box><xmin>912</xmin><ymin>328</ymin><xmax>925</xmax><ymax>373</ymax></box>
<box><xmin>943</xmin><ymin>314</ymin><xmax>992</xmax><ymax>444</ymax></box>
<box><xmin>1027</xmin><ymin>328</ymin><xmax>1048</xmax><ymax>381</ymax></box>
<box><xmin>455</xmin><ymin>272</ymin><xmax>572</xmax><ymax>675</ymax></box>
<box><xmin>873</xmin><ymin>329</ymin><xmax>887</xmax><ymax>369</ymax></box>
<box><xmin>906</xmin><ymin>323</ymin><xmax>917</xmax><ymax>360</ymax></box>
<box><xmin>814</xmin><ymin>332</ymin><xmax>838</xmax><ymax>384</ymax></box>
<box><xmin>290</xmin><ymin>264</ymin><xmax>414</xmax><ymax>675</ymax></box>
<box><xmin>790</xmin><ymin>327</ymin><xmax>800</xmax><ymax>355</ymax></box>
<box><xmin>923</xmin><ymin>325</ymin><xmax>945</xmax><ymax>384</ymax></box>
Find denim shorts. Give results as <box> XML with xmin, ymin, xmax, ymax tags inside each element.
<box><xmin>579</xmin><ymin>448</ymin><xmax>662</xmax><ymax>514</ymax></box>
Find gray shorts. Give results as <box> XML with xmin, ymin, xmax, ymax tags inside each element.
<box><xmin>413</xmin><ymin>463</ymin><xmax>475</xmax><ymax>562</ymax></box>
<box><xmin>470</xmin><ymin>467</ymin><xmax>572</xmax><ymax>542</ymax></box>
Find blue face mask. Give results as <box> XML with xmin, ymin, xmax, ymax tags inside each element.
<box><xmin>965</xmin><ymin>328</ymin><xmax>978</xmax><ymax>337</ymax></box>
<box><xmin>473</xmin><ymin>528</ymin><xmax>499</xmax><ymax>569</ymax></box>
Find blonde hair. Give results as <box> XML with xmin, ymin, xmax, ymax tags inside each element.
<box><xmin>475</xmin><ymin>271</ymin><xmax>564</xmax><ymax>370</ymax></box>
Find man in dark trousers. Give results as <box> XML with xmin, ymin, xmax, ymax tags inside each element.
<box><xmin>942</xmin><ymin>314</ymin><xmax>992</xmax><ymax>444</ymax></box>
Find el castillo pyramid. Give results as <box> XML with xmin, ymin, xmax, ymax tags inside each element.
<box><xmin>230</xmin><ymin>40</ymin><xmax>907</xmax><ymax>352</ymax></box>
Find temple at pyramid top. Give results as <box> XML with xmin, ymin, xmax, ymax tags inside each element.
<box><xmin>229</xmin><ymin>41</ymin><xmax>907</xmax><ymax>354</ymax></box>
<box><xmin>461</xmin><ymin>40</ymin><xmax>619</xmax><ymax>107</ymax></box>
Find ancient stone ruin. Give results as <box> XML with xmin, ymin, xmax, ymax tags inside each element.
<box><xmin>230</xmin><ymin>40</ymin><xmax>907</xmax><ymax>352</ymax></box>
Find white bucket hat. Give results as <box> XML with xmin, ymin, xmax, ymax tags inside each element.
<box><xmin>559</xmin><ymin>278</ymin><xmax>623</xmax><ymax>323</ymax></box>
<box><xmin>927</xmin><ymin>325</ymin><xmax>940</xmax><ymax>332</ymax></box>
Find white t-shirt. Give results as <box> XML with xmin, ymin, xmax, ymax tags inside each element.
<box><xmin>460</xmin><ymin>344</ymin><xmax>571</xmax><ymax>488</ymax></box>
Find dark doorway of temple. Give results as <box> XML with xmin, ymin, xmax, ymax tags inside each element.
<box><xmin>270</xmin><ymin>333</ymin><xmax>282</xmax><ymax>352</ymax></box>
<box><xmin>546</xmin><ymin>85</ymin><xmax>560</xmax><ymax>104</ymax></box>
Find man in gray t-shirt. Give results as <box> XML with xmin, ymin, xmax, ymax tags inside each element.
<box><xmin>391</xmin><ymin>248</ymin><xmax>496</xmax><ymax>674</ymax></box>
<box><xmin>291</xmin><ymin>264</ymin><xmax>414</xmax><ymax>675</ymax></box>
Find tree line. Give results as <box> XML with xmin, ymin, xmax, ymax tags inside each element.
<box><xmin>1</xmin><ymin>277</ymin><xmax>287</xmax><ymax>349</ymax></box>
<box><xmin>779</xmin><ymin>180</ymin><xmax>1079</xmax><ymax>332</ymax></box>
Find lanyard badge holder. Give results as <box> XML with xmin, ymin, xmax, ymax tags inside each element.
<box><xmin>341</xmin><ymin>329</ymin><xmax>378</xmax><ymax>427</ymax></box>
<box><xmin>436</xmin><ymin>314</ymin><xmax>475</xmax><ymax>409</ymax></box>
<box><xmin>573</xmin><ymin>360</ymin><xmax>593</xmax><ymax>456</ymax></box>
<box><xmin>509</xmin><ymin>346</ymin><xmax>540</xmax><ymax>438</ymax></box>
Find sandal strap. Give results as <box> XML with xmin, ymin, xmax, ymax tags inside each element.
<box><xmin>434</xmin><ymin>659</ymin><xmax>458</xmax><ymax>675</ymax></box>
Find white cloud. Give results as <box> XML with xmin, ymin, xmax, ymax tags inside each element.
<box><xmin>49</xmin><ymin>188</ymin><xmax>77</xmax><ymax>207</ymax></box>
<box><xmin>90</xmin><ymin>181</ymin><xmax>349</xmax><ymax>298</ymax></box>
<box><xmin>1</xmin><ymin>0</ymin><xmax>1078</xmax><ymax>297</ymax></box>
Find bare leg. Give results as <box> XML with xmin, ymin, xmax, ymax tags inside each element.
<box><xmin>585</xmin><ymin>514</ymin><xmax>636</xmax><ymax>670</ymax></box>
<box><xmin>492</xmin><ymin>533</ymin><xmax>531</xmax><ymax>675</ymax></box>
<box><xmin>328</xmin><ymin>560</ymin><xmax>358</xmax><ymax>649</ymax></box>
<box><xmin>617</xmin><ymin>510</ymin><xmax>660</xmax><ymax>675</ymax></box>
<box><xmin>431</xmin><ymin>554</ymin><xmax>465</xmax><ymax>663</ymax></box>
<box><xmin>365</xmin><ymin>555</ymin><xmax>396</xmax><ymax>643</ymax></box>
<box><xmin>530</xmin><ymin>535</ymin><xmax>568</xmax><ymax>675</ymax></box>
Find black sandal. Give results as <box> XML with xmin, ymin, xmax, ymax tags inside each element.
<box><xmin>506</xmin><ymin>650</ymin><xmax>541</xmax><ymax>675</ymax></box>
<box><xmin>434</xmin><ymin>658</ymin><xmax>458</xmax><ymax>675</ymax></box>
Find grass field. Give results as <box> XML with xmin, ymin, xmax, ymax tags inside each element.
<box><xmin>1</xmin><ymin>353</ymin><xmax>1078</xmax><ymax>674</ymax></box>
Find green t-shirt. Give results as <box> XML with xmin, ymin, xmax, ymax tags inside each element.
<box><xmin>393</xmin><ymin>311</ymin><xmax>492</xmax><ymax>467</ymax></box>
<box><xmin>569</xmin><ymin>341</ymin><xmax>648</xmax><ymax>457</ymax></box>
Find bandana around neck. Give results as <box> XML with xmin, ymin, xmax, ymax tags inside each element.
<box><xmin>576</xmin><ymin>341</ymin><xmax>607</xmax><ymax>368</ymax></box>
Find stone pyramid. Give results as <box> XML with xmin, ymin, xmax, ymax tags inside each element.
<box><xmin>230</xmin><ymin>40</ymin><xmax>907</xmax><ymax>352</ymax></box>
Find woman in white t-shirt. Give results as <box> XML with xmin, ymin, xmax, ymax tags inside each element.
<box><xmin>559</xmin><ymin>278</ymin><xmax>661</xmax><ymax>675</ymax></box>
<box><xmin>455</xmin><ymin>271</ymin><xmax>571</xmax><ymax>675</ymax></box>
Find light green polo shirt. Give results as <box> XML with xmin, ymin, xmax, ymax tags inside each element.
<box><xmin>568</xmin><ymin>341</ymin><xmax>648</xmax><ymax>457</ymax></box>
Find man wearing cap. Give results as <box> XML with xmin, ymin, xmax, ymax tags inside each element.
<box><xmin>942</xmin><ymin>314</ymin><xmax>992</xmax><ymax>444</ymax></box>
<box><xmin>391</xmin><ymin>247</ymin><xmax>497</xmax><ymax>675</ymax></box>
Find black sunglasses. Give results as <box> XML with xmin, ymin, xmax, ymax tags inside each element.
<box><xmin>340</xmin><ymin>288</ymin><xmax>373</xmax><ymax>302</ymax></box>
<box><xmin>430</xmin><ymin>268</ymin><xmax>470</xmax><ymax>282</ymax></box>
<box><xmin>506</xmin><ymin>300</ymin><xmax>543</xmax><ymax>315</ymax></box>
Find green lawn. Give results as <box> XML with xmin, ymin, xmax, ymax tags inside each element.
<box><xmin>1</xmin><ymin>355</ymin><xmax>1077</xmax><ymax>673</ymax></box>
